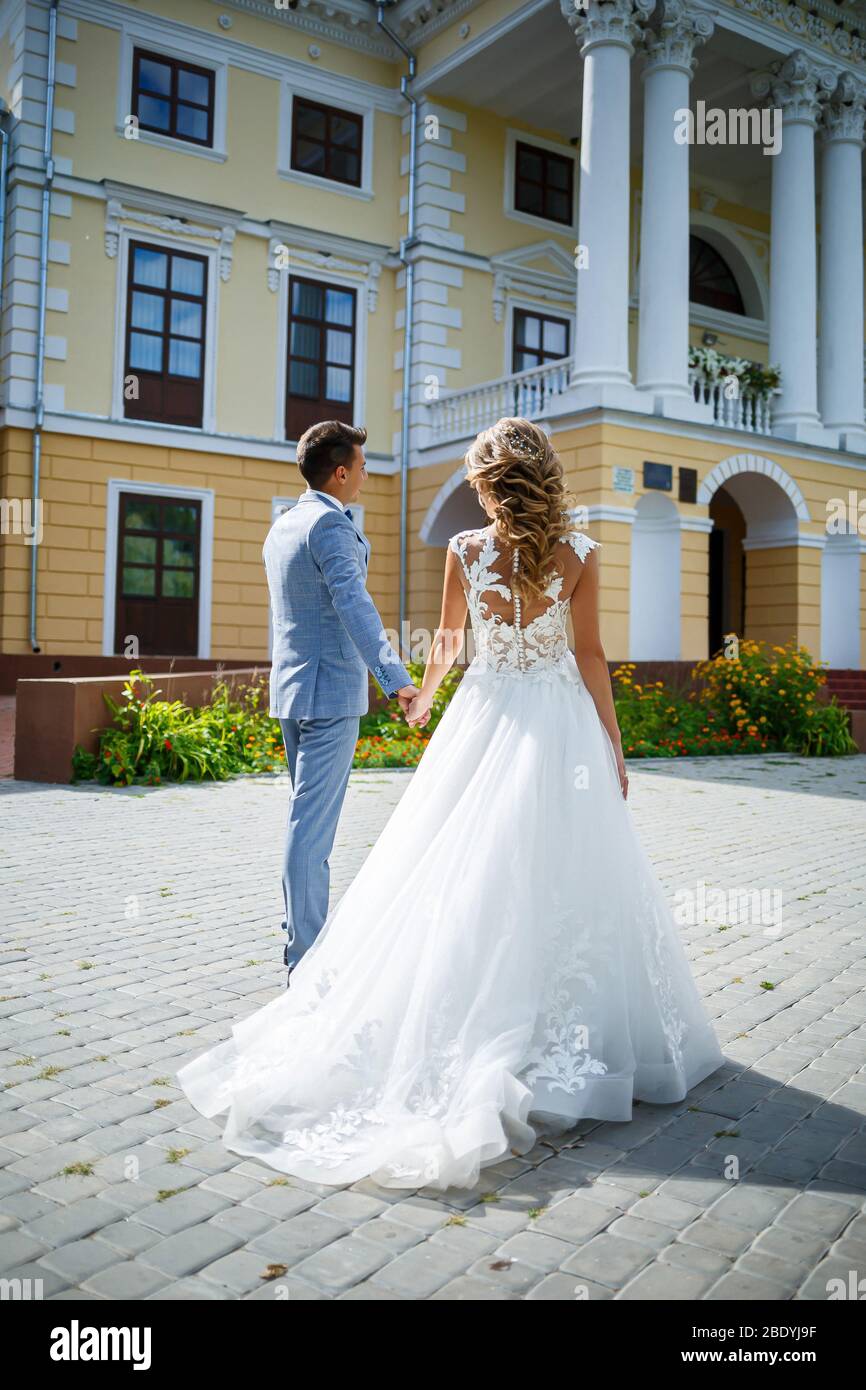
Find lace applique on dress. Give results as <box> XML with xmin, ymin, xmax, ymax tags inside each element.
<box><xmin>449</xmin><ymin>526</ymin><xmax>600</xmax><ymax>676</ymax></box>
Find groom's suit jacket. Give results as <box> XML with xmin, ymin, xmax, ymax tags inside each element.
<box><xmin>264</xmin><ymin>489</ymin><xmax>412</xmax><ymax>719</ymax></box>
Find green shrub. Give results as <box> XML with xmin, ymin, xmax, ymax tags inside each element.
<box><xmin>73</xmin><ymin>670</ymin><xmax>282</xmax><ymax>786</ymax></box>
<box><xmin>693</xmin><ymin>639</ymin><xmax>856</xmax><ymax>757</ymax></box>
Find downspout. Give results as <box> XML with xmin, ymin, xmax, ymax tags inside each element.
<box><xmin>29</xmin><ymin>0</ymin><xmax>59</xmax><ymax>652</ymax></box>
<box><xmin>375</xmin><ymin>1</ymin><xmax>417</xmax><ymax>655</ymax></box>
<box><xmin>0</xmin><ymin>104</ymin><xmax>9</xmax><ymax>315</ymax></box>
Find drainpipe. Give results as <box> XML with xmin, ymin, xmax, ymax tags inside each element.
<box><xmin>375</xmin><ymin>1</ymin><xmax>417</xmax><ymax>655</ymax></box>
<box><xmin>29</xmin><ymin>0</ymin><xmax>59</xmax><ymax>652</ymax></box>
<box><xmin>0</xmin><ymin>103</ymin><xmax>9</xmax><ymax>314</ymax></box>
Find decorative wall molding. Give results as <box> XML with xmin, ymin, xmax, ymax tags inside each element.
<box><xmin>490</xmin><ymin>241</ymin><xmax>576</xmax><ymax>324</ymax></box>
<box><xmin>103</xmin><ymin>183</ymin><xmax>244</xmax><ymax>282</ymax></box>
<box><xmin>266</xmin><ymin>238</ymin><xmax>385</xmax><ymax>311</ymax></box>
<box><xmin>730</xmin><ymin>0</ymin><xmax>866</xmax><ymax>67</ymax></box>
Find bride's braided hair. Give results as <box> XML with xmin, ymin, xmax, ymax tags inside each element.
<box><xmin>465</xmin><ymin>417</ymin><xmax>573</xmax><ymax>600</ymax></box>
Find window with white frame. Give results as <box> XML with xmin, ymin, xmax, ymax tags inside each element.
<box><xmin>117</xmin><ymin>25</ymin><xmax>227</xmax><ymax>160</ymax></box>
<box><xmin>124</xmin><ymin>241</ymin><xmax>209</xmax><ymax>428</ymax></box>
<box><xmin>278</xmin><ymin>80</ymin><xmax>374</xmax><ymax>198</ymax></box>
<box><xmin>511</xmin><ymin>307</ymin><xmax>570</xmax><ymax>373</ymax></box>
<box><xmin>131</xmin><ymin>49</ymin><xmax>215</xmax><ymax>147</ymax></box>
<box><xmin>504</xmin><ymin>130</ymin><xmax>577</xmax><ymax>233</ymax></box>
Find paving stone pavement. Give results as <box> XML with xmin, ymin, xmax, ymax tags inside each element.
<box><xmin>1</xmin><ymin>753</ymin><xmax>865</xmax><ymax>1302</ymax></box>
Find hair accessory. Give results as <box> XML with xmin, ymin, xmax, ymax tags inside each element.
<box><xmin>502</xmin><ymin>423</ymin><xmax>544</xmax><ymax>462</ymax></box>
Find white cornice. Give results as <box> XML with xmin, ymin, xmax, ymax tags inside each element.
<box><xmin>716</xmin><ymin>1</ymin><xmax>866</xmax><ymax>79</ymax></box>
<box><xmin>265</xmin><ymin>220</ymin><xmax>394</xmax><ymax>269</ymax></box>
<box><xmin>412</xmin><ymin>0</ymin><xmax>550</xmax><ymax>93</ymax></box>
<box><xmin>102</xmin><ymin>181</ymin><xmax>245</xmax><ymax>230</ymax></box>
<box><xmin>0</xmin><ymin>406</ymin><xmax>398</xmax><ymax>471</ymax></box>
<box><xmin>207</xmin><ymin>0</ymin><xmax>395</xmax><ymax>58</ymax></box>
<box><xmin>211</xmin><ymin>0</ymin><xmax>480</xmax><ymax>54</ymax></box>
<box><xmin>63</xmin><ymin>0</ymin><xmax>405</xmax><ymax>104</ymax></box>
<box><xmin>414</xmin><ymin>404</ymin><xmax>866</xmax><ymax>473</ymax></box>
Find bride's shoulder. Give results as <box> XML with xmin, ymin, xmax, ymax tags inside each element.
<box><xmin>448</xmin><ymin>527</ymin><xmax>485</xmax><ymax>554</ymax></box>
<box><xmin>558</xmin><ymin>525</ymin><xmax>601</xmax><ymax>564</ymax></box>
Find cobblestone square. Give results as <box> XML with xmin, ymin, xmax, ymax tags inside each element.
<box><xmin>1</xmin><ymin>755</ymin><xmax>865</xmax><ymax>1300</ymax></box>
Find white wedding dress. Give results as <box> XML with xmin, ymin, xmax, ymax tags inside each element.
<box><xmin>178</xmin><ymin>526</ymin><xmax>724</xmax><ymax>1190</ymax></box>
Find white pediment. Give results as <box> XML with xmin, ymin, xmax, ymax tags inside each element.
<box><xmin>489</xmin><ymin>240</ymin><xmax>576</xmax><ymax>322</ymax></box>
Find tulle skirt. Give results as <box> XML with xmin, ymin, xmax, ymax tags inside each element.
<box><xmin>177</xmin><ymin>658</ymin><xmax>724</xmax><ymax>1190</ymax></box>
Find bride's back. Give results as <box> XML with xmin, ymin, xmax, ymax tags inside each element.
<box><xmin>450</xmin><ymin>524</ymin><xmax>599</xmax><ymax>675</ymax></box>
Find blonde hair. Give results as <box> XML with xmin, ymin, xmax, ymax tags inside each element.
<box><xmin>465</xmin><ymin>417</ymin><xmax>572</xmax><ymax>599</ymax></box>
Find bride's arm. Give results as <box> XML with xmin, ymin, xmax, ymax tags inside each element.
<box><xmin>406</xmin><ymin>547</ymin><xmax>468</xmax><ymax>726</ymax></box>
<box><xmin>569</xmin><ymin>549</ymin><xmax>628</xmax><ymax>798</ymax></box>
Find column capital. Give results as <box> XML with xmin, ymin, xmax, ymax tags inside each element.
<box><xmin>642</xmin><ymin>0</ymin><xmax>714</xmax><ymax>78</ymax></box>
<box><xmin>559</xmin><ymin>0</ymin><xmax>655</xmax><ymax>57</ymax></box>
<box><xmin>821</xmin><ymin>73</ymin><xmax>866</xmax><ymax>147</ymax></box>
<box><xmin>751</xmin><ymin>49</ymin><xmax>836</xmax><ymax>128</ymax></box>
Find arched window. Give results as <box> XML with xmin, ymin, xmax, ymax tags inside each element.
<box><xmin>689</xmin><ymin>236</ymin><xmax>746</xmax><ymax>316</ymax></box>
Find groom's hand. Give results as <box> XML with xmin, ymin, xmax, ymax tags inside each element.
<box><xmin>406</xmin><ymin>694</ymin><xmax>431</xmax><ymax>728</ymax></box>
<box><xmin>395</xmin><ymin>685</ymin><xmax>417</xmax><ymax>716</ymax></box>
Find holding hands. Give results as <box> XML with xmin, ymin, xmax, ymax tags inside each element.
<box><xmin>395</xmin><ymin>685</ymin><xmax>432</xmax><ymax>729</ymax></box>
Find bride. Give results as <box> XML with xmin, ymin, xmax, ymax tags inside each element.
<box><xmin>177</xmin><ymin>417</ymin><xmax>724</xmax><ymax>1191</ymax></box>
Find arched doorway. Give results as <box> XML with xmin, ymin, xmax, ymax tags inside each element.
<box><xmin>420</xmin><ymin>477</ymin><xmax>485</xmax><ymax>547</ymax></box>
<box><xmin>629</xmin><ymin>493</ymin><xmax>681</xmax><ymax>659</ymax></box>
<box><xmin>708</xmin><ymin>488</ymin><xmax>746</xmax><ymax>658</ymax></box>
<box><xmin>699</xmin><ymin>455</ymin><xmax>810</xmax><ymax>655</ymax></box>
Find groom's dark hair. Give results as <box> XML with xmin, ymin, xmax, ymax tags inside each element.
<box><xmin>297</xmin><ymin>421</ymin><xmax>368</xmax><ymax>489</ymax></box>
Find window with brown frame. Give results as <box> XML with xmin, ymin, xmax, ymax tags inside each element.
<box><xmin>290</xmin><ymin>96</ymin><xmax>363</xmax><ymax>187</ymax></box>
<box><xmin>514</xmin><ymin>141</ymin><xmax>574</xmax><ymax>226</ymax></box>
<box><xmin>512</xmin><ymin>309</ymin><xmax>570</xmax><ymax>374</ymax></box>
<box><xmin>131</xmin><ymin>49</ymin><xmax>215</xmax><ymax>147</ymax></box>
<box><xmin>124</xmin><ymin>241</ymin><xmax>208</xmax><ymax>428</ymax></box>
<box><xmin>285</xmin><ymin>276</ymin><xmax>356</xmax><ymax>440</ymax></box>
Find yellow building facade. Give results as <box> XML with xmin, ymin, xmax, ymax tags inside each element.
<box><xmin>0</xmin><ymin>0</ymin><xmax>864</xmax><ymax>672</ymax></box>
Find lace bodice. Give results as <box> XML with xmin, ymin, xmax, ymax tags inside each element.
<box><xmin>449</xmin><ymin>525</ymin><xmax>600</xmax><ymax>676</ymax></box>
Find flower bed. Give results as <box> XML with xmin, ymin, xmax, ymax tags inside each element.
<box><xmin>72</xmin><ymin>641</ymin><xmax>855</xmax><ymax>787</ymax></box>
<box><xmin>615</xmin><ymin>639</ymin><xmax>855</xmax><ymax>758</ymax></box>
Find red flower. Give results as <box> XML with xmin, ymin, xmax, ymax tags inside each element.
<box><xmin>164</xmin><ymin>738</ymin><xmax>172</xmax><ymax>750</ymax></box>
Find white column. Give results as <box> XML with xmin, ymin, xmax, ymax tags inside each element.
<box><xmin>636</xmin><ymin>1</ymin><xmax>713</xmax><ymax>417</ymax></box>
<box><xmin>561</xmin><ymin>0</ymin><xmax>654</xmax><ymax>411</ymax></box>
<box><xmin>753</xmin><ymin>51</ymin><xmax>834</xmax><ymax>445</ymax></box>
<box><xmin>819</xmin><ymin>75</ymin><xmax>866</xmax><ymax>454</ymax></box>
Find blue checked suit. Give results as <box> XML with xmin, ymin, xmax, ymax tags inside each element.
<box><xmin>264</xmin><ymin>489</ymin><xmax>413</xmax><ymax>967</ymax></box>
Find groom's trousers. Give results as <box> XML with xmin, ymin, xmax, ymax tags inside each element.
<box><xmin>279</xmin><ymin>715</ymin><xmax>359</xmax><ymax>969</ymax></box>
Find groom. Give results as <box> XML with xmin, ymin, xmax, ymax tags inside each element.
<box><xmin>264</xmin><ymin>420</ymin><xmax>416</xmax><ymax>985</ymax></box>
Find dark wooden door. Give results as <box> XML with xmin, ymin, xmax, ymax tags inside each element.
<box><xmin>114</xmin><ymin>493</ymin><xmax>201</xmax><ymax>656</ymax></box>
<box><xmin>708</xmin><ymin>527</ymin><xmax>725</xmax><ymax>659</ymax></box>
